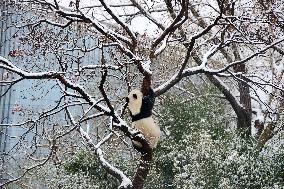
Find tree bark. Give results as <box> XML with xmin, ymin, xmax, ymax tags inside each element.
<box><xmin>256</xmin><ymin>122</ymin><xmax>275</xmax><ymax>151</ymax></box>
<box><xmin>232</xmin><ymin>44</ymin><xmax>252</xmax><ymax>137</ymax></box>
<box><xmin>132</xmin><ymin>150</ymin><xmax>153</xmax><ymax>189</ymax></box>
<box><xmin>132</xmin><ymin>76</ymin><xmax>154</xmax><ymax>188</ymax></box>
<box><xmin>192</xmin><ymin>54</ymin><xmax>252</xmax><ymax>138</ymax></box>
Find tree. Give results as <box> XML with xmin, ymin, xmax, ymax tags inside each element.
<box><xmin>147</xmin><ymin>88</ymin><xmax>284</xmax><ymax>188</ymax></box>
<box><xmin>0</xmin><ymin>0</ymin><xmax>284</xmax><ymax>188</ymax></box>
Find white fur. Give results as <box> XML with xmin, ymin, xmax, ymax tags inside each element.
<box><xmin>132</xmin><ymin>117</ymin><xmax>160</xmax><ymax>148</ymax></box>
<box><xmin>127</xmin><ymin>89</ymin><xmax>143</xmax><ymax>116</ymax></box>
<box><xmin>127</xmin><ymin>90</ymin><xmax>161</xmax><ymax>148</ymax></box>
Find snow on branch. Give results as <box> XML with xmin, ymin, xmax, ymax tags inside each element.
<box><xmin>65</xmin><ymin>108</ymin><xmax>132</xmax><ymax>189</ymax></box>
<box><xmin>0</xmin><ymin>56</ymin><xmax>111</xmax><ymax>114</ymax></box>
<box><xmin>0</xmin><ymin>141</ymin><xmax>54</xmax><ymax>187</ymax></box>
<box><xmin>98</xmin><ymin>0</ymin><xmax>137</xmax><ymax>48</ymax></box>
<box><xmin>17</xmin><ymin>18</ymin><xmax>74</xmax><ymax>29</ymax></box>
<box><xmin>154</xmin><ymin>13</ymin><xmax>223</xmax><ymax>96</ymax></box>
<box><xmin>129</xmin><ymin>0</ymin><xmax>165</xmax><ymax>30</ymax></box>
<box><xmin>155</xmin><ymin>65</ymin><xmax>205</xmax><ymax>96</ymax></box>
<box><xmin>38</xmin><ymin>0</ymin><xmax>133</xmax><ymax>46</ymax></box>
<box><xmin>153</xmin><ymin>34</ymin><xmax>169</xmax><ymax>57</ymax></box>
<box><xmin>214</xmin><ymin>37</ymin><xmax>284</xmax><ymax>73</ymax></box>
<box><xmin>150</xmin><ymin>0</ymin><xmax>189</xmax><ymax>57</ymax></box>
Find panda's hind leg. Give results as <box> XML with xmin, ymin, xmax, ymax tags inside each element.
<box><xmin>132</xmin><ymin>140</ymin><xmax>143</xmax><ymax>151</ymax></box>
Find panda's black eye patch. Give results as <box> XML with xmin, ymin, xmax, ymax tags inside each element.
<box><xmin>133</xmin><ymin>94</ymin><xmax>137</xmax><ymax>99</ymax></box>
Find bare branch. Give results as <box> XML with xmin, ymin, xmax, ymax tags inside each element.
<box><xmin>150</xmin><ymin>0</ymin><xmax>189</xmax><ymax>58</ymax></box>
<box><xmin>65</xmin><ymin>107</ymin><xmax>132</xmax><ymax>189</ymax></box>
<box><xmin>98</xmin><ymin>0</ymin><xmax>137</xmax><ymax>49</ymax></box>
<box><xmin>130</xmin><ymin>0</ymin><xmax>165</xmax><ymax>30</ymax></box>
<box><xmin>214</xmin><ymin>37</ymin><xmax>284</xmax><ymax>74</ymax></box>
<box><xmin>0</xmin><ymin>144</ymin><xmax>54</xmax><ymax>187</ymax></box>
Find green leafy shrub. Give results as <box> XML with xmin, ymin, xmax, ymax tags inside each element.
<box><xmin>145</xmin><ymin>86</ymin><xmax>284</xmax><ymax>189</ymax></box>
<box><xmin>64</xmin><ymin>150</ymin><xmax>119</xmax><ymax>188</ymax></box>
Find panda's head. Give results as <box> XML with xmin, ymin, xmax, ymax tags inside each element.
<box><xmin>126</xmin><ymin>89</ymin><xmax>143</xmax><ymax>116</ymax></box>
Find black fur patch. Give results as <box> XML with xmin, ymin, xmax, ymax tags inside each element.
<box><xmin>133</xmin><ymin>94</ymin><xmax>137</xmax><ymax>99</ymax></box>
<box><xmin>131</xmin><ymin>88</ymin><xmax>155</xmax><ymax>122</ymax></box>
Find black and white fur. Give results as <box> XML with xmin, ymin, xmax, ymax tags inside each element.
<box><xmin>126</xmin><ymin>88</ymin><xmax>160</xmax><ymax>149</ymax></box>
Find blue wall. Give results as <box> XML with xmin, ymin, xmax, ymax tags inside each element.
<box><xmin>0</xmin><ymin>2</ymin><xmax>109</xmax><ymax>184</ymax></box>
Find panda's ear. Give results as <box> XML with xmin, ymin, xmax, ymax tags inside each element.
<box><xmin>133</xmin><ymin>94</ymin><xmax>137</xmax><ymax>99</ymax></box>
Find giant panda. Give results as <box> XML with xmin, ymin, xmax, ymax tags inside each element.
<box><xmin>126</xmin><ymin>88</ymin><xmax>160</xmax><ymax>149</ymax></box>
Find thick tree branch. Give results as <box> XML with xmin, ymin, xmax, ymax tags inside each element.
<box><xmin>155</xmin><ymin>14</ymin><xmax>222</xmax><ymax>96</ymax></box>
<box><xmin>150</xmin><ymin>0</ymin><xmax>189</xmax><ymax>58</ymax></box>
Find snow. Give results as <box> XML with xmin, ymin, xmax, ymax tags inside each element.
<box><xmin>0</xmin><ymin>56</ymin><xmax>15</xmax><ymax>67</ymax></box>
<box><xmin>155</xmin><ymin>65</ymin><xmax>204</xmax><ymax>94</ymax></box>
<box><xmin>119</xmin><ymin>177</ymin><xmax>132</xmax><ymax>189</ymax></box>
<box><xmin>79</xmin><ymin>127</ymin><xmax>92</xmax><ymax>142</ymax></box>
<box><xmin>96</xmin><ymin>148</ymin><xmax>132</xmax><ymax>189</ymax></box>
<box><xmin>154</xmin><ymin>34</ymin><xmax>169</xmax><ymax>56</ymax></box>
<box><xmin>81</xmin><ymin>64</ymin><xmax>120</xmax><ymax>70</ymax></box>
<box><xmin>78</xmin><ymin>122</ymin><xmax>133</xmax><ymax>188</ymax></box>
<box><xmin>142</xmin><ymin>60</ymin><xmax>152</xmax><ymax>75</ymax></box>
<box><xmin>3</xmin><ymin>1</ymin><xmax>284</xmax><ymax>188</ymax></box>
<box><xmin>200</xmin><ymin>45</ymin><xmax>218</xmax><ymax>68</ymax></box>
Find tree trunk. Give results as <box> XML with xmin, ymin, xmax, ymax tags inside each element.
<box><xmin>256</xmin><ymin>122</ymin><xmax>275</xmax><ymax>151</ymax></box>
<box><xmin>192</xmin><ymin>53</ymin><xmax>252</xmax><ymax>138</ymax></box>
<box><xmin>132</xmin><ymin>151</ymin><xmax>153</xmax><ymax>189</ymax></box>
<box><xmin>232</xmin><ymin>44</ymin><xmax>252</xmax><ymax>137</ymax></box>
<box><xmin>235</xmin><ymin>75</ymin><xmax>252</xmax><ymax>137</ymax></box>
<box><xmin>132</xmin><ymin>76</ymin><xmax>154</xmax><ymax>188</ymax></box>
